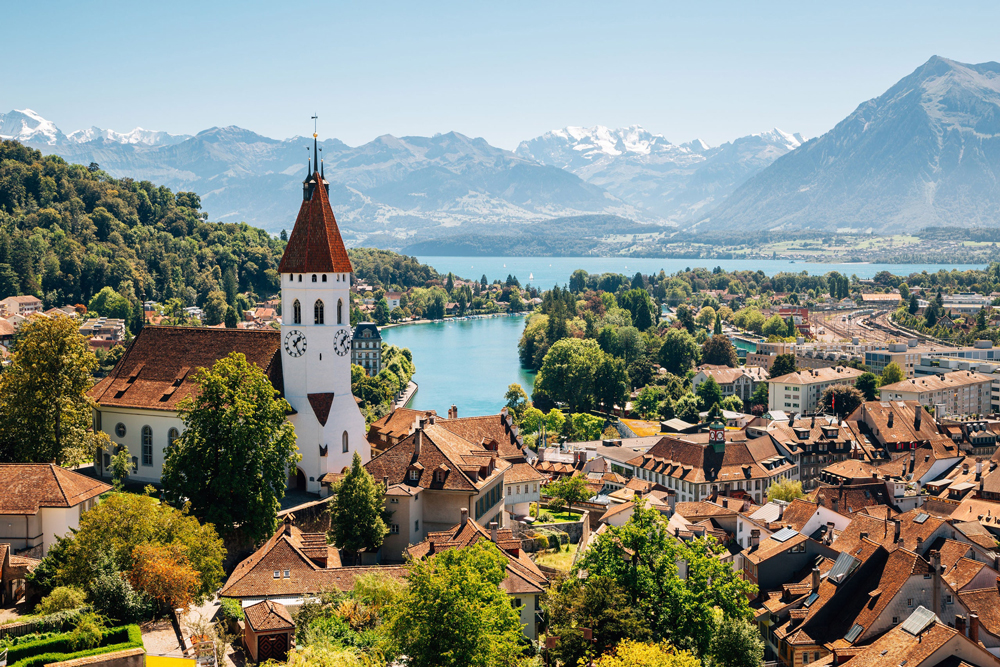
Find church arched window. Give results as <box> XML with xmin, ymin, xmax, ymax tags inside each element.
<box><xmin>322</xmin><ymin>274</ymin><xmax>327</xmax><ymax>282</ymax></box>
<box><xmin>314</xmin><ymin>300</ymin><xmax>325</xmax><ymax>324</ymax></box>
<box><xmin>342</xmin><ymin>431</ymin><xmax>349</xmax><ymax>453</ymax></box>
<box><xmin>337</xmin><ymin>299</ymin><xmax>343</xmax><ymax>324</ymax></box>
<box><xmin>141</xmin><ymin>426</ymin><xmax>153</xmax><ymax>466</ymax></box>
<box><xmin>293</xmin><ymin>299</ymin><xmax>301</xmax><ymax>324</ymax></box>
<box><xmin>312</xmin><ymin>274</ymin><xmax>317</xmax><ymax>283</ymax></box>
<box><xmin>297</xmin><ymin>275</ymin><xmax>302</xmax><ymax>282</ymax></box>
<box><xmin>168</xmin><ymin>428</ymin><xmax>180</xmax><ymax>450</ymax></box>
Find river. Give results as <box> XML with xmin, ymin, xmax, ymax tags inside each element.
<box><xmin>416</xmin><ymin>256</ymin><xmax>986</xmax><ymax>288</ymax></box>
<box><xmin>381</xmin><ymin>315</ymin><xmax>535</xmax><ymax>417</ymax></box>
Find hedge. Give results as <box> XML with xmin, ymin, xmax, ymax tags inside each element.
<box><xmin>8</xmin><ymin>625</ymin><xmax>142</xmax><ymax>667</ymax></box>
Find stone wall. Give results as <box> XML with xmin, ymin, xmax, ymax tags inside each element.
<box><xmin>47</xmin><ymin>647</ymin><xmax>145</xmax><ymax>667</ymax></box>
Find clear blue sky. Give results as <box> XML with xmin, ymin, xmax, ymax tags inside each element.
<box><xmin>3</xmin><ymin>0</ymin><xmax>999</xmax><ymax>149</ymax></box>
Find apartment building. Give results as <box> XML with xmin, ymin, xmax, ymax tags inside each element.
<box><xmin>767</xmin><ymin>366</ymin><xmax>865</xmax><ymax>413</ymax></box>
<box><xmin>879</xmin><ymin>370</ymin><xmax>993</xmax><ymax>418</ymax></box>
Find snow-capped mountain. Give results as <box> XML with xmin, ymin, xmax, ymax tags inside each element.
<box><xmin>0</xmin><ymin>109</ymin><xmax>66</xmax><ymax>145</ymax></box>
<box><xmin>66</xmin><ymin>126</ymin><xmax>190</xmax><ymax>146</ymax></box>
<box><xmin>516</xmin><ymin>125</ymin><xmax>803</xmax><ymax>222</ymax></box>
<box><xmin>700</xmin><ymin>56</ymin><xmax>1000</xmax><ymax>231</ymax></box>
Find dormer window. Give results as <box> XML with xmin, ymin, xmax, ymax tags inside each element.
<box><xmin>409</xmin><ymin>469</ymin><xmax>420</xmax><ymax>481</ymax></box>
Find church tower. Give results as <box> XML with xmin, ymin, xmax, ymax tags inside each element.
<box><xmin>278</xmin><ymin>131</ymin><xmax>368</xmax><ymax>494</ymax></box>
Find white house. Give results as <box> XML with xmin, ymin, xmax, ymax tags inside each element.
<box><xmin>0</xmin><ymin>464</ymin><xmax>111</xmax><ymax>556</ymax></box>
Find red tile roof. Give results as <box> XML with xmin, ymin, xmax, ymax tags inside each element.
<box><xmin>88</xmin><ymin>326</ymin><xmax>283</xmax><ymax>411</ymax></box>
<box><xmin>244</xmin><ymin>600</ymin><xmax>294</xmax><ymax>632</ymax></box>
<box><xmin>278</xmin><ymin>172</ymin><xmax>352</xmax><ymax>274</ymax></box>
<box><xmin>0</xmin><ymin>464</ymin><xmax>111</xmax><ymax>515</ymax></box>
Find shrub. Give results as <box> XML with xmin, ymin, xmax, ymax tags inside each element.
<box><xmin>88</xmin><ymin>571</ymin><xmax>154</xmax><ymax>624</ymax></box>
<box><xmin>219</xmin><ymin>598</ymin><xmax>244</xmax><ymax>623</ymax></box>
<box><xmin>67</xmin><ymin>613</ymin><xmax>106</xmax><ymax>651</ymax></box>
<box><xmin>37</xmin><ymin>587</ymin><xmax>86</xmax><ymax>615</ymax></box>
<box><xmin>7</xmin><ymin>624</ymin><xmax>140</xmax><ymax>666</ymax></box>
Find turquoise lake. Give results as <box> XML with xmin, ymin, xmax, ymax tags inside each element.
<box><xmin>416</xmin><ymin>256</ymin><xmax>986</xmax><ymax>288</ymax></box>
<box><xmin>386</xmin><ymin>256</ymin><xmax>987</xmax><ymax>417</ymax></box>
<box><xmin>381</xmin><ymin>315</ymin><xmax>535</xmax><ymax>417</ymax></box>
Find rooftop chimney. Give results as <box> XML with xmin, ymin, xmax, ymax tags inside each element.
<box><xmin>811</xmin><ymin>415</ymin><xmax>816</xmax><ymax>428</ymax></box>
<box><xmin>383</xmin><ymin>475</ymin><xmax>389</xmax><ymax>489</ymax></box>
<box><xmin>894</xmin><ymin>520</ymin><xmax>901</xmax><ymax>543</ymax></box>
<box><xmin>977</xmin><ymin>459</ymin><xmax>983</xmax><ymax>480</ymax></box>
<box><xmin>283</xmin><ymin>514</ymin><xmax>294</xmax><ymax>536</ymax></box>
<box><xmin>428</xmin><ymin>413</ymin><xmax>436</xmax><ymax>425</ymax></box>
<box><xmin>832</xmin><ymin>498</ymin><xmax>839</xmax><ymax>513</ymax></box>
<box><xmin>490</xmin><ymin>521</ymin><xmax>498</xmax><ymax>543</ymax></box>
<box><xmin>970</xmin><ymin>612</ymin><xmax>980</xmax><ymax>643</ymax></box>
<box><xmin>957</xmin><ymin>615</ymin><xmax>968</xmax><ymax>637</ymax></box>
<box><xmin>414</xmin><ymin>427</ymin><xmax>423</xmax><ymax>458</ymax></box>
<box><xmin>915</xmin><ymin>408</ymin><xmax>922</xmax><ymax>430</ymax></box>
<box><xmin>751</xmin><ymin>529</ymin><xmax>760</xmax><ymax>548</ymax></box>
<box><xmin>449</xmin><ymin>405</ymin><xmax>457</xmax><ymax>419</ymax></box>
<box><xmin>888</xmin><ymin>412</ymin><xmax>894</xmax><ymax>428</ymax></box>
<box><xmin>811</xmin><ymin>567</ymin><xmax>820</xmax><ymax>591</ymax></box>
<box><xmin>460</xmin><ymin>508</ymin><xmax>468</xmax><ymax>528</ymax></box>
<box><xmin>909</xmin><ymin>449</ymin><xmax>916</xmax><ymax>473</ymax></box>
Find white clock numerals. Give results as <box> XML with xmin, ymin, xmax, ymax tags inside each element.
<box><xmin>284</xmin><ymin>329</ymin><xmax>307</xmax><ymax>358</ymax></box>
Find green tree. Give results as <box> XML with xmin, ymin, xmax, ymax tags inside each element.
<box><xmin>224</xmin><ymin>305</ymin><xmax>238</xmax><ymax>329</ymax></box>
<box><xmin>619</xmin><ymin>289</ymin><xmax>658</xmax><ymax>330</ymax></box>
<box><xmin>821</xmin><ymin>384</ymin><xmax>864</xmax><ymax>418</ymax></box>
<box><xmin>766</xmin><ymin>478</ymin><xmax>804</xmax><ymax>502</ymax></box>
<box><xmin>515</xmin><ymin>409</ymin><xmax>541</xmax><ymax>439</ymax></box>
<box><xmin>696</xmin><ymin>377</ymin><xmax>723</xmax><ymax>411</ymax></box>
<box><xmin>709</xmin><ymin>616</ymin><xmax>765</xmax><ymax>667</ymax></box>
<box><xmin>908</xmin><ymin>293</ymin><xmax>920</xmax><ymax>315</ymax></box>
<box><xmin>330</xmin><ymin>452</ymin><xmax>389</xmax><ymax>565</ymax></box>
<box><xmin>161</xmin><ymin>352</ymin><xmax>300</xmax><ymax>544</ymax></box>
<box><xmin>659</xmin><ymin>328</ymin><xmax>700</xmax><ymax>375</ymax></box>
<box><xmin>87</xmin><ymin>286</ymin><xmax>131</xmax><ymax>320</ymax></box>
<box><xmin>721</xmin><ymin>395</ymin><xmax>744</xmax><ymax>413</ymax></box>
<box><xmin>696</xmin><ymin>306</ymin><xmax>717</xmax><ymax>329</ymax></box>
<box><xmin>546</xmin><ymin>474</ymin><xmax>591</xmax><ymax>511</ymax></box>
<box><xmin>634</xmin><ymin>385</ymin><xmax>666</xmax><ymax>419</ymax></box>
<box><xmin>203</xmin><ymin>290</ymin><xmax>228</xmax><ymax>326</ymax></box>
<box><xmin>42</xmin><ymin>492</ymin><xmax>224</xmax><ymax>603</ymax></box>
<box><xmin>575</xmin><ymin>500</ymin><xmax>755</xmax><ymax>654</ymax></box>
<box><xmin>898</xmin><ymin>283</ymin><xmax>910</xmax><ymax>301</ymax></box>
<box><xmin>762</xmin><ymin>314</ymin><xmax>789</xmax><ymax>338</ymax></box>
<box><xmin>748</xmin><ymin>382</ymin><xmax>768</xmax><ymax>410</ymax></box>
<box><xmin>701</xmin><ymin>335</ymin><xmax>738</xmax><ymax>367</ymax></box>
<box><xmin>387</xmin><ymin>542</ymin><xmax>524</xmax><ymax>667</ymax></box>
<box><xmin>879</xmin><ymin>361</ymin><xmax>906</xmax><ymax>387</ymax></box>
<box><xmin>445</xmin><ymin>272</ymin><xmax>455</xmax><ymax>294</ymax></box>
<box><xmin>546</xmin><ymin>577</ymin><xmax>651</xmax><ymax>667</ymax></box>
<box><xmin>856</xmin><ymin>372</ymin><xmax>878</xmax><ymax>401</ymax></box>
<box><xmin>110</xmin><ymin>446</ymin><xmax>132</xmax><ymax>491</ymax></box>
<box><xmin>713</xmin><ymin>312</ymin><xmax>723</xmax><ymax>335</ymax></box>
<box><xmin>675</xmin><ymin>304</ymin><xmax>695</xmax><ymax>333</ymax></box>
<box><xmin>674</xmin><ymin>394</ymin><xmax>701</xmax><ymax>423</ymax></box>
<box><xmin>569</xmin><ymin>269</ymin><xmax>588</xmax><ymax>293</ymax></box>
<box><xmin>0</xmin><ymin>316</ymin><xmax>98</xmax><ymax>465</ymax></box>
<box><xmin>594</xmin><ymin>352</ymin><xmax>630</xmax><ymax>415</ymax></box>
<box><xmin>571</xmin><ymin>412</ymin><xmax>605</xmax><ymax>442</ymax></box>
<box><xmin>373</xmin><ymin>298</ymin><xmax>391</xmax><ymax>326</ymax></box>
<box><xmin>503</xmin><ymin>383</ymin><xmax>529</xmax><ymax>424</ymax></box>
<box><xmin>769</xmin><ymin>354</ymin><xmax>797</xmax><ymax>378</ymax></box>
<box><xmin>545</xmin><ymin>409</ymin><xmax>566</xmax><ymax>436</ymax></box>
<box><xmin>534</xmin><ymin>338</ymin><xmax>603</xmax><ymax>412</ymax></box>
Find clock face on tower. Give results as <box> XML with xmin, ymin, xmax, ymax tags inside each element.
<box><xmin>284</xmin><ymin>330</ymin><xmax>307</xmax><ymax>357</ymax></box>
<box><xmin>334</xmin><ymin>328</ymin><xmax>352</xmax><ymax>356</ymax></box>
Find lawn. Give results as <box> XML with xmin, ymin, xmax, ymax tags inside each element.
<box><xmin>533</xmin><ymin>542</ymin><xmax>579</xmax><ymax>571</ymax></box>
<box><xmin>530</xmin><ymin>503</ymin><xmax>582</xmax><ymax>523</ymax></box>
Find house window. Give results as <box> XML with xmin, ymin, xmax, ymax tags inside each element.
<box><xmin>141</xmin><ymin>426</ymin><xmax>153</xmax><ymax>466</ymax></box>
<box><xmin>390</xmin><ymin>498</ymin><xmax>399</xmax><ymax>504</ymax></box>
<box><xmin>283</xmin><ymin>569</ymin><xmax>290</xmax><ymax>578</ymax></box>
<box><xmin>342</xmin><ymin>431</ymin><xmax>349</xmax><ymax>453</ymax></box>
<box><xmin>414</xmin><ymin>520</ymin><xmax>419</xmax><ymax>532</ymax></box>
<box><xmin>907</xmin><ymin>598</ymin><xmax>914</xmax><ymax>607</ymax></box>
<box><xmin>337</xmin><ymin>299</ymin><xmax>343</xmax><ymax>324</ymax></box>
<box><xmin>893</xmin><ymin>617</ymin><xmax>899</xmax><ymax>624</ymax></box>
<box><xmin>513</xmin><ymin>598</ymin><xmax>522</xmax><ymax>608</ymax></box>
<box><xmin>314</xmin><ymin>299</ymin><xmax>325</xmax><ymax>324</ymax></box>
<box><xmin>390</xmin><ymin>524</ymin><xmax>399</xmax><ymax>534</ymax></box>
<box><xmin>409</xmin><ymin>469</ymin><xmax>419</xmax><ymax>481</ymax></box>
<box><xmin>168</xmin><ymin>428</ymin><xmax>179</xmax><ymax>449</ymax></box>
<box><xmin>115</xmin><ymin>423</ymin><xmax>126</xmax><ymax>438</ymax></box>
<box><xmin>293</xmin><ymin>299</ymin><xmax>301</xmax><ymax>324</ymax></box>
<box><xmin>273</xmin><ymin>571</ymin><xmax>280</xmax><ymax>578</ymax></box>
<box><xmin>946</xmin><ymin>595</ymin><xmax>953</xmax><ymax>604</ymax></box>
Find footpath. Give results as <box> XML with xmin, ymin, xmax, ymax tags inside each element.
<box><xmin>394</xmin><ymin>380</ymin><xmax>417</xmax><ymax>409</ymax></box>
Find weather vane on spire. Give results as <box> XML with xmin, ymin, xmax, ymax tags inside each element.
<box><xmin>311</xmin><ymin>113</ymin><xmax>319</xmax><ymax>173</ymax></box>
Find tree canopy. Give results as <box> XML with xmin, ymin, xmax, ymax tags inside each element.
<box><xmin>161</xmin><ymin>352</ymin><xmax>300</xmax><ymax>544</ymax></box>
<box><xmin>330</xmin><ymin>452</ymin><xmax>390</xmax><ymax>565</ymax></box>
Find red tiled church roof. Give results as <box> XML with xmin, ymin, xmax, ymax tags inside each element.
<box><xmin>278</xmin><ymin>171</ymin><xmax>352</xmax><ymax>274</ymax></box>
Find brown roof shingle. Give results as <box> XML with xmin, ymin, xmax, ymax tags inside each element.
<box><xmin>278</xmin><ymin>171</ymin><xmax>353</xmax><ymax>274</ymax></box>
<box><xmin>0</xmin><ymin>464</ymin><xmax>111</xmax><ymax>515</ymax></box>
<box><xmin>88</xmin><ymin>327</ymin><xmax>283</xmax><ymax>411</ymax></box>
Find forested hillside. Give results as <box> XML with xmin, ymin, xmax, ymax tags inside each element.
<box><xmin>0</xmin><ymin>141</ymin><xmax>439</xmax><ymax>317</ymax></box>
